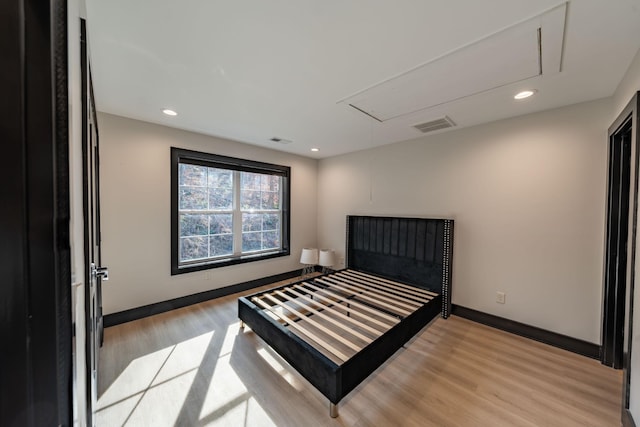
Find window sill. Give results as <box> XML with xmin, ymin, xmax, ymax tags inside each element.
<box><xmin>171</xmin><ymin>249</ymin><xmax>290</xmax><ymax>275</ymax></box>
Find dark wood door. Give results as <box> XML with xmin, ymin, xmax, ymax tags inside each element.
<box><xmin>0</xmin><ymin>0</ymin><xmax>72</xmax><ymax>425</ymax></box>
<box><xmin>81</xmin><ymin>18</ymin><xmax>107</xmax><ymax>427</ymax></box>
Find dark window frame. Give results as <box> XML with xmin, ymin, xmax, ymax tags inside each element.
<box><xmin>171</xmin><ymin>147</ymin><xmax>291</xmax><ymax>275</ymax></box>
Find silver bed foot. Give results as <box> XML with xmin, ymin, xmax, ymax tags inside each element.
<box><xmin>239</xmin><ymin>320</ymin><xmax>245</xmax><ymax>330</ymax></box>
<box><xmin>329</xmin><ymin>402</ymin><xmax>338</xmax><ymax>418</ymax></box>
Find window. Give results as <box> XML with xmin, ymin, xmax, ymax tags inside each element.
<box><xmin>171</xmin><ymin>148</ymin><xmax>290</xmax><ymax>275</ymax></box>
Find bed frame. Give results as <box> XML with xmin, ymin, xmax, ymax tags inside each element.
<box><xmin>238</xmin><ymin>215</ymin><xmax>454</xmax><ymax>417</ymax></box>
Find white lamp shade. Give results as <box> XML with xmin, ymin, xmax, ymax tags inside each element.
<box><xmin>300</xmin><ymin>248</ymin><xmax>318</xmax><ymax>265</ymax></box>
<box><xmin>318</xmin><ymin>249</ymin><xmax>335</xmax><ymax>267</ymax></box>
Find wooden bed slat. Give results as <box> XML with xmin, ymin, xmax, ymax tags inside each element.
<box><xmin>336</xmin><ymin>271</ymin><xmax>432</xmax><ymax>304</ymax></box>
<box><xmin>261</xmin><ymin>294</ymin><xmax>363</xmax><ymax>353</ymax></box>
<box><xmin>340</xmin><ymin>270</ymin><xmax>435</xmax><ymax>302</ymax></box>
<box><xmin>300</xmin><ymin>282</ymin><xmax>399</xmax><ymax>325</ymax></box>
<box><xmin>251</xmin><ymin>296</ymin><xmax>350</xmax><ymax>362</ymax></box>
<box><xmin>329</xmin><ymin>276</ymin><xmax>420</xmax><ymax>312</ymax></box>
<box><xmin>348</xmin><ymin>270</ymin><xmax>438</xmax><ymax>297</ymax></box>
<box><xmin>286</xmin><ymin>285</ymin><xmax>383</xmax><ymax>337</ymax></box>
<box><xmin>272</xmin><ymin>289</ymin><xmax>374</xmax><ymax>344</ymax></box>
<box><xmin>331</xmin><ymin>273</ymin><xmax>427</xmax><ymax>308</ymax></box>
<box><xmin>317</xmin><ymin>277</ymin><xmax>413</xmax><ymax>316</ymax></box>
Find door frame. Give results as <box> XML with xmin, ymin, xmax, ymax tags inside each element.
<box><xmin>0</xmin><ymin>0</ymin><xmax>72</xmax><ymax>425</ymax></box>
<box><xmin>602</xmin><ymin>106</ymin><xmax>634</xmax><ymax>369</ymax></box>
<box><xmin>603</xmin><ymin>92</ymin><xmax>640</xmax><ymax>425</ymax></box>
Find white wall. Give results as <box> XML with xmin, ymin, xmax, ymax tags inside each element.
<box><xmin>614</xmin><ymin>46</ymin><xmax>640</xmax><ymax>421</ymax></box>
<box><xmin>317</xmin><ymin>98</ymin><xmax>611</xmax><ymax>343</ymax></box>
<box><xmin>613</xmin><ymin>47</ymin><xmax>640</xmax><ymax>120</ymax></box>
<box><xmin>99</xmin><ymin>113</ymin><xmax>318</xmax><ymax>314</ymax></box>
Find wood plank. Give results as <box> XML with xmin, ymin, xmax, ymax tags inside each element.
<box><xmin>285</xmin><ymin>285</ymin><xmax>383</xmax><ymax>337</ymax></box>
<box><xmin>328</xmin><ymin>275</ymin><xmax>421</xmax><ymax>311</ymax></box>
<box><xmin>341</xmin><ymin>270</ymin><xmax>436</xmax><ymax>301</ymax></box>
<box><xmin>296</xmin><ymin>282</ymin><xmax>397</xmax><ymax>328</ymax></box>
<box><xmin>332</xmin><ymin>272</ymin><xmax>429</xmax><ymax>306</ymax></box>
<box><xmin>347</xmin><ymin>269</ymin><xmax>438</xmax><ymax>296</ymax></box>
<box><xmin>317</xmin><ymin>277</ymin><xmax>412</xmax><ymax>316</ymax></box>
<box><xmin>251</xmin><ymin>296</ymin><xmax>350</xmax><ymax>361</ymax></box>
<box><xmin>261</xmin><ymin>294</ymin><xmax>363</xmax><ymax>353</ymax></box>
<box><xmin>338</xmin><ymin>271</ymin><xmax>433</xmax><ymax>304</ymax></box>
<box><xmin>272</xmin><ymin>289</ymin><xmax>374</xmax><ymax>344</ymax></box>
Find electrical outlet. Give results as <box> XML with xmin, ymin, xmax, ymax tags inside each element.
<box><xmin>496</xmin><ymin>291</ymin><xmax>506</xmax><ymax>304</ymax></box>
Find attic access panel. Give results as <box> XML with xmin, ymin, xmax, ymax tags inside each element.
<box><xmin>340</xmin><ymin>3</ymin><xmax>566</xmax><ymax>122</ymax></box>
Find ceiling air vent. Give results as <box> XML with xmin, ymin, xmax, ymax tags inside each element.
<box><xmin>270</xmin><ymin>137</ymin><xmax>293</xmax><ymax>144</ymax></box>
<box><xmin>413</xmin><ymin>116</ymin><xmax>456</xmax><ymax>133</ymax></box>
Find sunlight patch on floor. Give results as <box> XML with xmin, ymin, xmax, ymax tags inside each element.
<box><xmin>197</xmin><ymin>393</ymin><xmax>277</xmax><ymax>427</ymax></box>
<box><xmin>198</xmin><ymin>352</ymin><xmax>251</xmax><ymax>418</ymax></box>
<box><xmin>95</xmin><ymin>391</ymin><xmax>143</xmax><ymax>426</ymax></box>
<box><xmin>257</xmin><ymin>348</ymin><xmax>302</xmax><ymax>390</ymax></box>
<box><xmin>96</xmin><ymin>331</ymin><xmax>213</xmax><ymax>426</ymax></box>
<box><xmin>153</xmin><ymin>331</ymin><xmax>214</xmax><ymax>384</ymax></box>
<box><xmin>97</xmin><ymin>346</ymin><xmax>174</xmax><ymax>410</ymax></box>
<box><xmin>219</xmin><ymin>321</ymin><xmax>241</xmax><ymax>357</ymax></box>
<box><xmin>97</xmin><ymin>323</ymin><xmax>278</xmax><ymax>426</ymax></box>
<box><xmin>124</xmin><ymin>368</ymin><xmax>199</xmax><ymax>426</ymax></box>
<box><xmin>193</xmin><ymin>324</ymin><xmax>277</xmax><ymax>426</ymax></box>
<box><xmin>199</xmin><ymin>325</ymin><xmax>250</xmax><ymax>419</ymax></box>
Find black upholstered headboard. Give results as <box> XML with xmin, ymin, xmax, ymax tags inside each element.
<box><xmin>346</xmin><ymin>215</ymin><xmax>453</xmax><ymax>318</ymax></box>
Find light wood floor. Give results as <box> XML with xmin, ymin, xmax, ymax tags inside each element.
<box><xmin>98</xmin><ymin>281</ymin><xmax>622</xmax><ymax>427</ymax></box>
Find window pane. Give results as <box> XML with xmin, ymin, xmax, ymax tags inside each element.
<box><xmin>242</xmin><ymin>213</ymin><xmax>262</xmax><ymax>232</ymax></box>
<box><xmin>210</xmin><ymin>214</ymin><xmax>233</xmax><ymax>235</ymax></box>
<box><xmin>242</xmin><ymin>232</ymin><xmax>262</xmax><ymax>252</ymax></box>
<box><xmin>180</xmin><ymin>236</ymin><xmax>208</xmax><ymax>261</ymax></box>
<box><xmin>179</xmin><ymin>187</ymin><xmax>208</xmax><ymax>210</ymax></box>
<box><xmin>180</xmin><ymin>164</ymin><xmax>207</xmax><ymax>186</ymax></box>
<box><xmin>209</xmin><ymin>235</ymin><xmax>233</xmax><ymax>257</ymax></box>
<box><xmin>262</xmin><ymin>175</ymin><xmax>280</xmax><ymax>192</ymax></box>
<box><xmin>261</xmin><ymin>192</ymin><xmax>280</xmax><ymax>210</ymax></box>
<box><xmin>240</xmin><ymin>172</ymin><xmax>281</xmax><ymax>210</ymax></box>
<box><xmin>241</xmin><ymin>230</ymin><xmax>281</xmax><ymax>252</ymax></box>
<box><xmin>180</xmin><ymin>214</ymin><xmax>208</xmax><ymax>237</ymax></box>
<box><xmin>263</xmin><ymin>214</ymin><xmax>279</xmax><ymax>231</ymax></box>
<box><xmin>209</xmin><ymin>188</ymin><xmax>233</xmax><ymax>209</ymax></box>
<box><xmin>263</xmin><ymin>231</ymin><xmax>280</xmax><ymax>249</ymax></box>
<box><xmin>241</xmin><ymin>172</ymin><xmax>262</xmax><ymax>190</ymax></box>
<box><xmin>241</xmin><ymin>190</ymin><xmax>261</xmax><ymax>210</ymax></box>
<box><xmin>207</xmin><ymin>168</ymin><xmax>232</xmax><ymax>189</ymax></box>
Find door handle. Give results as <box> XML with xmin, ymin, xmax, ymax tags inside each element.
<box><xmin>90</xmin><ymin>263</ymin><xmax>109</xmax><ymax>281</ymax></box>
<box><xmin>96</xmin><ymin>267</ymin><xmax>109</xmax><ymax>281</ymax></box>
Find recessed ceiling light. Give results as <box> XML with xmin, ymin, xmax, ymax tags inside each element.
<box><xmin>514</xmin><ymin>90</ymin><xmax>537</xmax><ymax>100</ymax></box>
<box><xmin>311</xmin><ymin>148</ymin><xmax>319</xmax><ymax>152</ymax></box>
<box><xmin>162</xmin><ymin>108</ymin><xmax>178</xmax><ymax>116</ymax></box>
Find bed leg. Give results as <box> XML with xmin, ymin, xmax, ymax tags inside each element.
<box><xmin>329</xmin><ymin>402</ymin><xmax>338</xmax><ymax>418</ymax></box>
<box><xmin>239</xmin><ymin>320</ymin><xmax>245</xmax><ymax>330</ymax></box>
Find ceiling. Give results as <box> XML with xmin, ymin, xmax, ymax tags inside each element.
<box><xmin>85</xmin><ymin>0</ymin><xmax>640</xmax><ymax>159</ymax></box>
